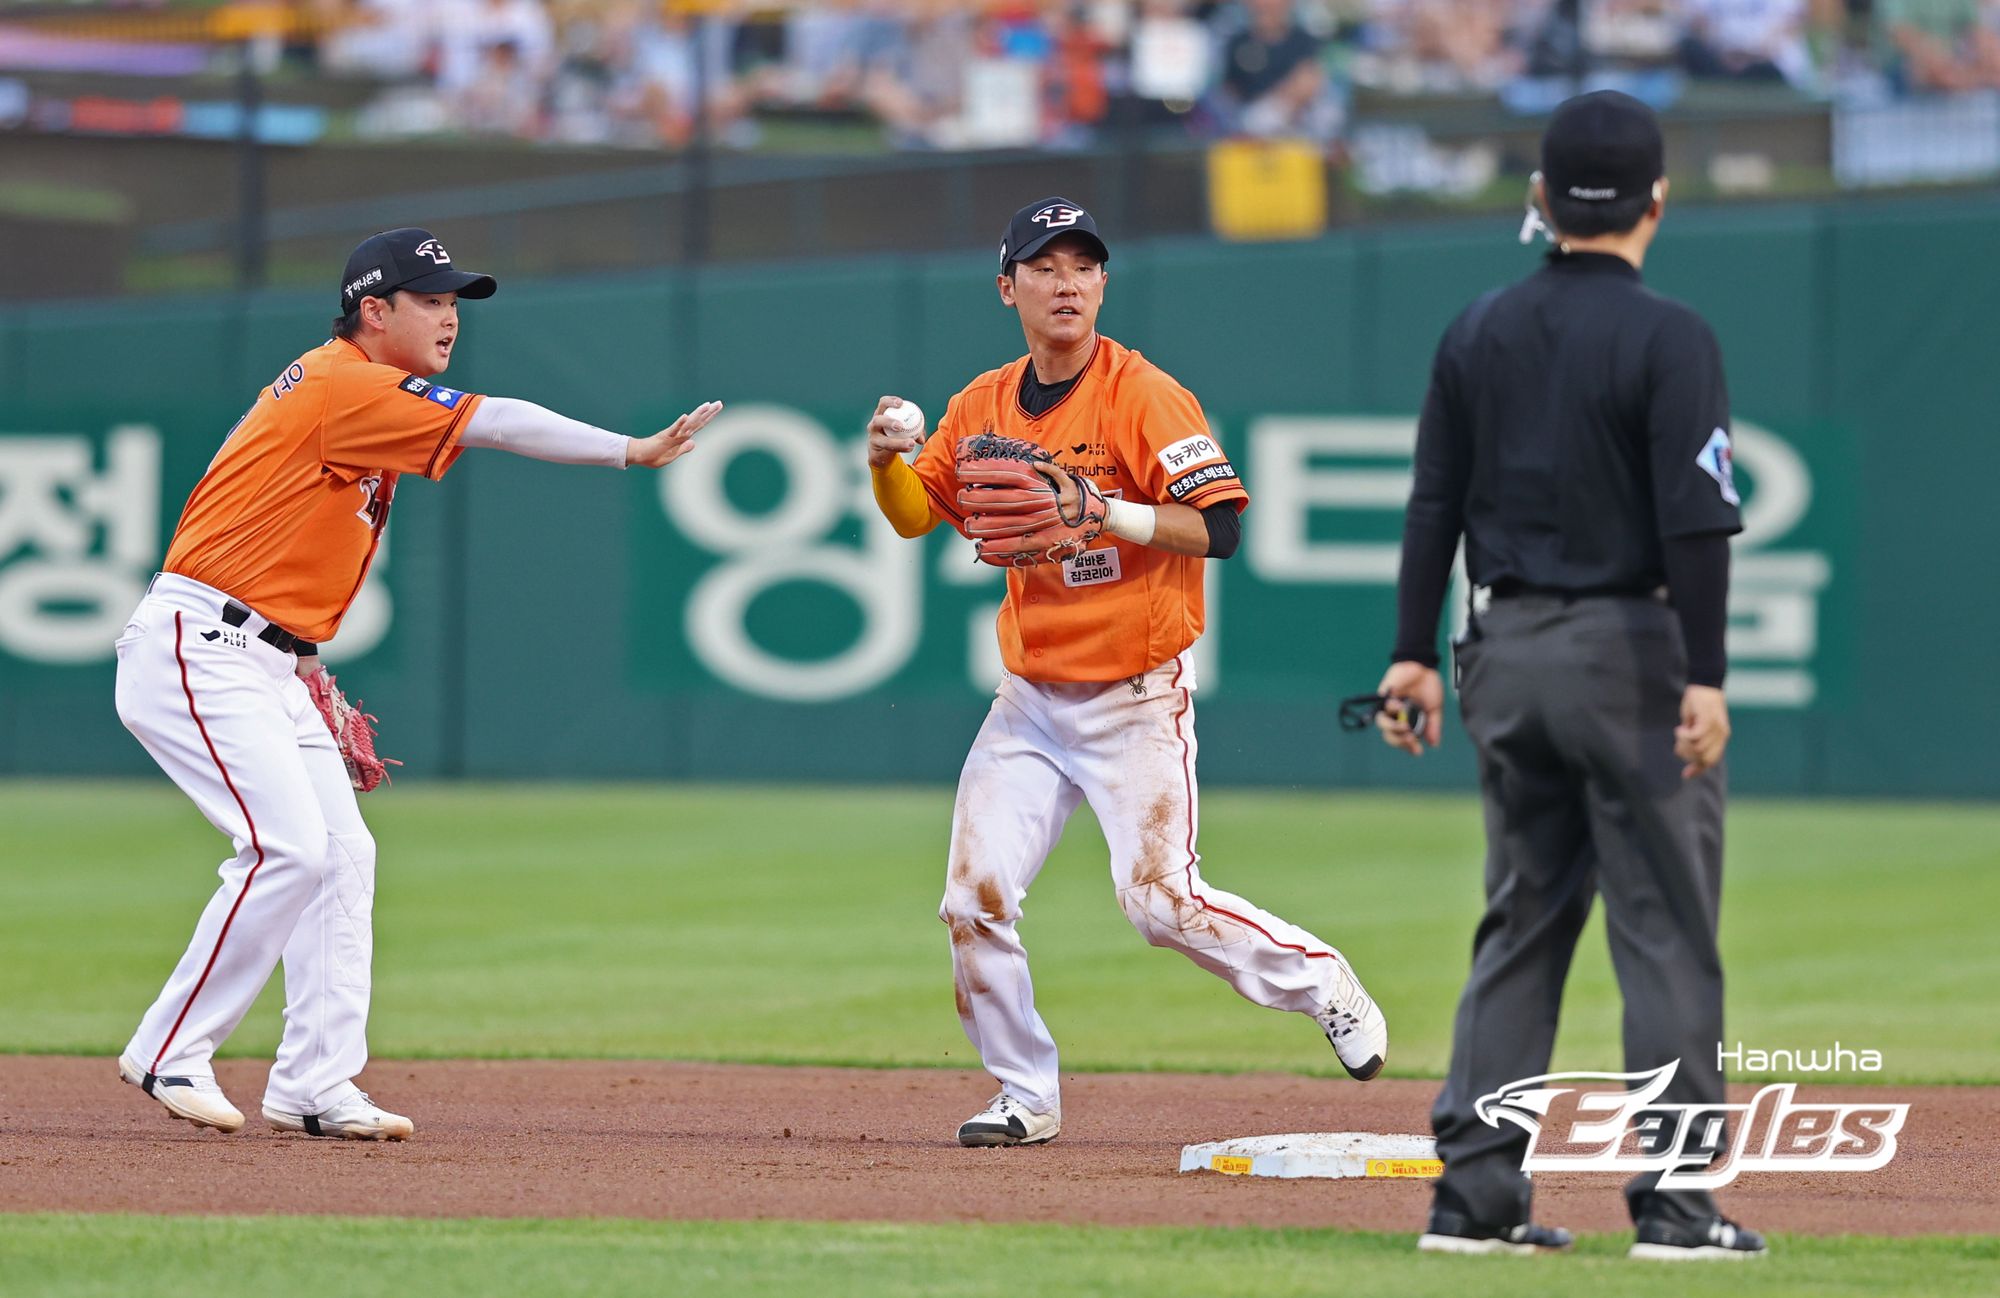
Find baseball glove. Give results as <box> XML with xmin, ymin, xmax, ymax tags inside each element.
<box><xmin>954</xmin><ymin>432</ymin><xmax>1107</xmax><ymax>567</ymax></box>
<box><xmin>304</xmin><ymin>667</ymin><xmax>399</xmax><ymax>793</ymax></box>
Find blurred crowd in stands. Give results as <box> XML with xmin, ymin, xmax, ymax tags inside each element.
<box><xmin>299</xmin><ymin>0</ymin><xmax>2000</xmax><ymax>149</ymax></box>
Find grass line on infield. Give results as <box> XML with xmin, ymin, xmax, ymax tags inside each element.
<box><xmin>0</xmin><ymin>1215</ymin><xmax>1995</xmax><ymax>1298</ymax></box>
<box><xmin>6</xmin><ymin>782</ymin><xmax>1996</xmax><ymax>1083</ymax></box>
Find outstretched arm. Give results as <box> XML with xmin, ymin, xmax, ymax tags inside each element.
<box><xmin>460</xmin><ymin>396</ymin><xmax>722</xmax><ymax>469</ymax></box>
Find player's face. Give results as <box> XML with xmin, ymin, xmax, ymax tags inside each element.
<box><xmin>373</xmin><ymin>291</ymin><xmax>461</xmax><ymax>376</ymax></box>
<box><xmin>1000</xmin><ymin>239</ymin><xmax>1105</xmax><ymax>349</ymax></box>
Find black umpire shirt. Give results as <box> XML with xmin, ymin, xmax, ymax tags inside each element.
<box><xmin>1393</xmin><ymin>250</ymin><xmax>1744</xmax><ymax>684</ymax></box>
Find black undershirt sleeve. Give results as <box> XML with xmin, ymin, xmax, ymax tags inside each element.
<box><xmin>1200</xmin><ymin>501</ymin><xmax>1242</xmax><ymax>559</ymax></box>
<box><xmin>1661</xmin><ymin>531</ymin><xmax>1731</xmax><ymax>688</ymax></box>
<box><xmin>1391</xmin><ymin>345</ymin><xmax>1471</xmax><ymax>667</ymax></box>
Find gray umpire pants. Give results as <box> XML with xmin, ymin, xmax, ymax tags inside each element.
<box><xmin>1431</xmin><ymin>591</ymin><xmax>1727</xmax><ymax>1227</ymax></box>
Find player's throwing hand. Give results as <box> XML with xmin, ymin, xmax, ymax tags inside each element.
<box><xmin>627</xmin><ymin>400</ymin><xmax>724</xmax><ymax>468</ymax></box>
<box><xmin>866</xmin><ymin>395</ymin><xmax>926</xmax><ymax>467</ymax></box>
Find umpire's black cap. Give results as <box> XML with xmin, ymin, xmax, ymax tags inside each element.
<box><xmin>999</xmin><ymin>198</ymin><xmax>1109</xmax><ymax>273</ymax></box>
<box><xmin>339</xmin><ymin>227</ymin><xmax>497</xmax><ymax>313</ymax></box>
<box><xmin>1541</xmin><ymin>91</ymin><xmax>1664</xmax><ymax>206</ymax></box>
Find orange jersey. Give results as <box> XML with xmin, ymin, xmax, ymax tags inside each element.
<box><xmin>162</xmin><ymin>337</ymin><xmax>483</xmax><ymax>643</ymax></box>
<box><xmin>912</xmin><ymin>335</ymin><xmax>1247</xmax><ymax>682</ymax></box>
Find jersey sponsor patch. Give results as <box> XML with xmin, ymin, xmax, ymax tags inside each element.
<box><xmin>425</xmin><ymin>385</ymin><xmax>466</xmax><ymax>409</ymax></box>
<box><xmin>1696</xmin><ymin>427</ymin><xmax>1740</xmax><ymax>505</ymax></box>
<box><xmin>1158</xmin><ymin>433</ymin><xmax>1223</xmax><ymax>473</ymax></box>
<box><xmin>398</xmin><ymin>374</ymin><xmax>433</xmax><ymax>397</ymax></box>
<box><xmin>1062</xmin><ymin>546</ymin><xmax>1123</xmax><ymax>588</ymax></box>
<box><xmin>1166</xmin><ymin>461</ymin><xmax>1239</xmax><ymax>502</ymax></box>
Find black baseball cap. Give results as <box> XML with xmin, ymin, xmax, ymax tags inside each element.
<box><xmin>339</xmin><ymin>227</ymin><xmax>497</xmax><ymax>313</ymax></box>
<box><xmin>999</xmin><ymin>197</ymin><xmax>1110</xmax><ymax>273</ymax></box>
<box><xmin>1541</xmin><ymin>91</ymin><xmax>1664</xmax><ymax>206</ymax></box>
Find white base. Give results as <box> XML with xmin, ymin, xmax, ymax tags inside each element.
<box><xmin>1178</xmin><ymin>1131</ymin><xmax>1441</xmax><ymax>1181</ymax></box>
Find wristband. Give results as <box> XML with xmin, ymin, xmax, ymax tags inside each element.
<box><xmin>1102</xmin><ymin>496</ymin><xmax>1156</xmax><ymax>545</ymax></box>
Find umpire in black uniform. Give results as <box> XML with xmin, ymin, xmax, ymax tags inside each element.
<box><xmin>1378</xmin><ymin>91</ymin><xmax>1766</xmax><ymax>1261</ymax></box>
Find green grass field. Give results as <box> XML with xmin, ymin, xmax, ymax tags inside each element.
<box><xmin>4</xmin><ymin>780</ymin><xmax>1996</xmax><ymax>1297</ymax></box>
<box><xmin>0</xmin><ymin>1217</ymin><xmax>1995</xmax><ymax>1298</ymax></box>
<box><xmin>5</xmin><ymin>782</ymin><xmax>1996</xmax><ymax>1081</ymax></box>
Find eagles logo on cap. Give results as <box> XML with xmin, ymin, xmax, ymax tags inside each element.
<box><xmin>337</xmin><ymin>227</ymin><xmax>496</xmax><ymax>311</ymax></box>
<box><xmin>999</xmin><ymin>196</ymin><xmax>1110</xmax><ymax>273</ymax></box>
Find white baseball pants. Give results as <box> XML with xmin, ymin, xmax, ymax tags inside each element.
<box><xmin>114</xmin><ymin>574</ymin><xmax>375</xmax><ymax>1114</ymax></box>
<box><xmin>940</xmin><ymin>651</ymin><xmax>1352</xmax><ymax>1115</ymax></box>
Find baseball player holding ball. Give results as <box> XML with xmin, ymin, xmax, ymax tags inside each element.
<box><xmin>114</xmin><ymin>227</ymin><xmax>720</xmax><ymax>1140</ymax></box>
<box><xmin>866</xmin><ymin>198</ymin><xmax>1388</xmax><ymax>1146</ymax></box>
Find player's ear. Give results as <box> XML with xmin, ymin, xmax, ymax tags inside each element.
<box><xmin>1650</xmin><ymin>177</ymin><xmax>1669</xmax><ymax>220</ymax></box>
<box><xmin>996</xmin><ymin>273</ymin><xmax>1016</xmax><ymax>309</ymax></box>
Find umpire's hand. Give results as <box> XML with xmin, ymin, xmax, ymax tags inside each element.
<box><xmin>1675</xmin><ymin>685</ymin><xmax>1731</xmax><ymax>779</ymax></box>
<box><xmin>1375</xmin><ymin>662</ymin><xmax>1445</xmax><ymax>755</ymax></box>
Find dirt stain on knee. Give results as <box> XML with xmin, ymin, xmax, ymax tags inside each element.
<box><xmin>976</xmin><ymin>878</ymin><xmax>1006</xmax><ymax>922</ymax></box>
<box><xmin>1125</xmin><ymin>794</ymin><xmax>1202</xmax><ymax>929</ymax></box>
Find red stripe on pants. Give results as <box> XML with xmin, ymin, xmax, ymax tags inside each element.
<box><xmin>149</xmin><ymin>611</ymin><xmax>270</xmax><ymax>1073</ymax></box>
<box><xmin>1168</xmin><ymin>657</ymin><xmax>1344</xmax><ymax>965</ymax></box>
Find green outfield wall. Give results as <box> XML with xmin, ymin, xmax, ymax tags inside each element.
<box><xmin>2</xmin><ymin>193</ymin><xmax>1994</xmax><ymax>795</ymax></box>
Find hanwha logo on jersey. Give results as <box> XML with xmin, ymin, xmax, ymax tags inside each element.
<box><xmin>413</xmin><ymin>238</ymin><xmax>452</xmax><ymax>264</ymax></box>
<box><xmin>1033</xmin><ymin>204</ymin><xmax>1085</xmax><ymax>229</ymax></box>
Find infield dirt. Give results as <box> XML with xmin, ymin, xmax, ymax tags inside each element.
<box><xmin>1</xmin><ymin>1057</ymin><xmax>1990</xmax><ymax>1235</ymax></box>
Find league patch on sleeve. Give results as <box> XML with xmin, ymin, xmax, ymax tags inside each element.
<box><xmin>1157</xmin><ymin>433</ymin><xmax>1224</xmax><ymax>473</ymax></box>
<box><xmin>1696</xmin><ymin>427</ymin><xmax>1740</xmax><ymax>505</ymax></box>
<box><xmin>398</xmin><ymin>375</ymin><xmax>433</xmax><ymax>396</ymax></box>
<box><xmin>1166</xmin><ymin>461</ymin><xmax>1240</xmax><ymax>502</ymax></box>
<box><xmin>425</xmin><ymin>385</ymin><xmax>466</xmax><ymax>410</ymax></box>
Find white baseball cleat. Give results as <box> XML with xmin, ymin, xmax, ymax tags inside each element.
<box><xmin>118</xmin><ymin>1055</ymin><xmax>245</xmax><ymax>1133</ymax></box>
<box><xmin>956</xmin><ymin>1092</ymin><xmax>1061</xmax><ymax>1147</ymax></box>
<box><xmin>263</xmin><ymin>1092</ymin><xmax>414</xmax><ymax>1141</ymax></box>
<box><xmin>1315</xmin><ymin>963</ymin><xmax>1388</xmax><ymax>1081</ymax></box>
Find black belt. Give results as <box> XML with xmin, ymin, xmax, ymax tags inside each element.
<box><xmin>1486</xmin><ymin>579</ymin><xmax>1664</xmax><ymax>602</ymax></box>
<box><xmin>222</xmin><ymin>602</ymin><xmax>317</xmax><ymax>656</ymax></box>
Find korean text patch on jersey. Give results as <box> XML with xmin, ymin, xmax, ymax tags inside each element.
<box><xmin>1158</xmin><ymin>433</ymin><xmax>1223</xmax><ymax>473</ymax></box>
<box><xmin>398</xmin><ymin>375</ymin><xmax>433</xmax><ymax>397</ymax></box>
<box><xmin>1166</xmin><ymin>461</ymin><xmax>1239</xmax><ymax>502</ymax></box>
<box><xmin>1062</xmin><ymin>547</ymin><xmax>1123</xmax><ymax>588</ymax></box>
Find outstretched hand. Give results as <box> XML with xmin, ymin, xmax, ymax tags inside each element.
<box><xmin>627</xmin><ymin>400</ymin><xmax>723</xmax><ymax>468</ymax></box>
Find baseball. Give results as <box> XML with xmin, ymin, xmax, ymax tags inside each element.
<box><xmin>884</xmin><ymin>401</ymin><xmax>924</xmax><ymax>436</ymax></box>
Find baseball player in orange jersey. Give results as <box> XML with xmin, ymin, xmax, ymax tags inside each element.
<box><xmin>114</xmin><ymin>227</ymin><xmax>720</xmax><ymax>1139</ymax></box>
<box><xmin>866</xmin><ymin>198</ymin><xmax>1388</xmax><ymax>1146</ymax></box>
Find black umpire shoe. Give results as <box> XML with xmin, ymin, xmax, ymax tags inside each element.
<box><xmin>1629</xmin><ymin>1214</ymin><xmax>1768</xmax><ymax>1261</ymax></box>
<box><xmin>1416</xmin><ymin>1208</ymin><xmax>1575</xmax><ymax>1256</ymax></box>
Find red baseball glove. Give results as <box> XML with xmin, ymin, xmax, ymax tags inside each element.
<box><xmin>954</xmin><ymin>432</ymin><xmax>1107</xmax><ymax>567</ymax></box>
<box><xmin>304</xmin><ymin>667</ymin><xmax>399</xmax><ymax>793</ymax></box>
